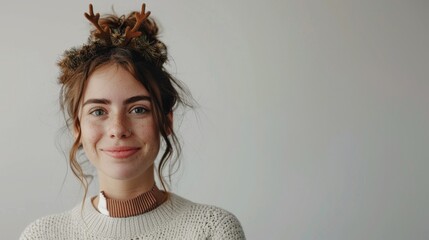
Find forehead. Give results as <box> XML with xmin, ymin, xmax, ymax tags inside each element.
<box><xmin>83</xmin><ymin>63</ymin><xmax>150</xmax><ymax>100</ymax></box>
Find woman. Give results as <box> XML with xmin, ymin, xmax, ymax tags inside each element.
<box><xmin>20</xmin><ymin>3</ymin><xmax>245</xmax><ymax>239</ymax></box>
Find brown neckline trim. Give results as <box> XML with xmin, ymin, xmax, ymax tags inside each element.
<box><xmin>101</xmin><ymin>185</ymin><xmax>166</xmax><ymax>218</ymax></box>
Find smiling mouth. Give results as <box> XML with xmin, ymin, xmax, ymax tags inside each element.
<box><xmin>101</xmin><ymin>147</ymin><xmax>140</xmax><ymax>159</ymax></box>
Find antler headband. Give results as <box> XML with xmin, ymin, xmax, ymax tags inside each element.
<box><xmin>58</xmin><ymin>3</ymin><xmax>167</xmax><ymax>73</ymax></box>
<box><xmin>84</xmin><ymin>3</ymin><xmax>151</xmax><ymax>46</ymax></box>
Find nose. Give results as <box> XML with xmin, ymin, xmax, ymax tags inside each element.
<box><xmin>109</xmin><ymin>114</ymin><xmax>131</xmax><ymax>139</ymax></box>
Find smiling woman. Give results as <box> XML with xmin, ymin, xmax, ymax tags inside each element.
<box><xmin>19</xmin><ymin>3</ymin><xmax>245</xmax><ymax>240</ymax></box>
<box><xmin>80</xmin><ymin>64</ymin><xmax>160</xmax><ymax>195</ymax></box>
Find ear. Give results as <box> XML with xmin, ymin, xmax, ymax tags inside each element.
<box><xmin>72</xmin><ymin>120</ymin><xmax>81</xmax><ymax>142</ymax></box>
<box><xmin>73</xmin><ymin>127</ymin><xmax>79</xmax><ymax>139</ymax></box>
<box><xmin>166</xmin><ymin>112</ymin><xmax>173</xmax><ymax>136</ymax></box>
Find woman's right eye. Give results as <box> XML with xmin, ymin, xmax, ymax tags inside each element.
<box><xmin>90</xmin><ymin>109</ymin><xmax>106</xmax><ymax>116</ymax></box>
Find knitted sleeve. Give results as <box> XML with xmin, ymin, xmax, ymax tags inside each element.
<box><xmin>20</xmin><ymin>218</ymin><xmax>47</xmax><ymax>240</ymax></box>
<box><xmin>212</xmin><ymin>211</ymin><xmax>246</xmax><ymax>240</ymax></box>
<box><xmin>19</xmin><ymin>213</ymin><xmax>72</xmax><ymax>240</ymax></box>
<box><xmin>202</xmin><ymin>206</ymin><xmax>245</xmax><ymax>240</ymax></box>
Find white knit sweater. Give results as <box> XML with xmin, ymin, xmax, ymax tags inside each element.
<box><xmin>20</xmin><ymin>194</ymin><xmax>245</xmax><ymax>239</ymax></box>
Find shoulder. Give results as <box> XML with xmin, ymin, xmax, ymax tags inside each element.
<box><xmin>169</xmin><ymin>194</ymin><xmax>246</xmax><ymax>239</ymax></box>
<box><xmin>19</xmin><ymin>211</ymin><xmax>73</xmax><ymax>240</ymax></box>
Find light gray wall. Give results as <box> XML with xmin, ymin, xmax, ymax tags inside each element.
<box><xmin>1</xmin><ymin>0</ymin><xmax>428</xmax><ymax>239</ymax></box>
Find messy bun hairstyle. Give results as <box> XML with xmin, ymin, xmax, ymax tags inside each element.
<box><xmin>58</xmin><ymin>5</ymin><xmax>191</xmax><ymax>201</ymax></box>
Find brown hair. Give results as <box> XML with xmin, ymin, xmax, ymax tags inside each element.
<box><xmin>58</xmin><ymin>10</ymin><xmax>191</xmax><ymax>200</ymax></box>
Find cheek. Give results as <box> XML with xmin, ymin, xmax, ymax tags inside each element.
<box><xmin>80</xmin><ymin>120</ymin><xmax>104</xmax><ymax>149</ymax></box>
<box><xmin>135</xmin><ymin>121</ymin><xmax>159</xmax><ymax>141</ymax></box>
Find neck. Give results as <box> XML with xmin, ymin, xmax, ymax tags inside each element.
<box><xmin>97</xmin><ymin>168</ymin><xmax>155</xmax><ymax>200</ymax></box>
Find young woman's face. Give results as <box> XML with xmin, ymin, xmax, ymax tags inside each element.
<box><xmin>79</xmin><ymin>63</ymin><xmax>159</xmax><ymax>183</ymax></box>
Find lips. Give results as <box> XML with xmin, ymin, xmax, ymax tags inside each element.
<box><xmin>101</xmin><ymin>146</ymin><xmax>140</xmax><ymax>159</ymax></box>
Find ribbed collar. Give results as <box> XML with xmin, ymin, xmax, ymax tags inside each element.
<box><xmin>98</xmin><ymin>185</ymin><xmax>167</xmax><ymax>218</ymax></box>
<box><xmin>72</xmin><ymin>193</ymin><xmax>192</xmax><ymax>238</ymax></box>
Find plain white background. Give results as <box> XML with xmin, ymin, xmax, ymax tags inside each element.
<box><xmin>1</xmin><ymin>0</ymin><xmax>428</xmax><ymax>239</ymax></box>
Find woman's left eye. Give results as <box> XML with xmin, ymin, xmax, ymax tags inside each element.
<box><xmin>130</xmin><ymin>107</ymin><xmax>147</xmax><ymax>114</ymax></box>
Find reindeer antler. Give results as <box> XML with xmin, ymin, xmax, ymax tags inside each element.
<box><xmin>84</xmin><ymin>4</ymin><xmax>111</xmax><ymax>43</ymax></box>
<box><xmin>123</xmin><ymin>3</ymin><xmax>151</xmax><ymax>46</ymax></box>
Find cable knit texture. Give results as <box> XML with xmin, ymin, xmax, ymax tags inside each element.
<box><xmin>20</xmin><ymin>194</ymin><xmax>245</xmax><ymax>240</ymax></box>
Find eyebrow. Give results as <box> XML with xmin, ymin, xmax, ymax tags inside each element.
<box><xmin>124</xmin><ymin>95</ymin><xmax>151</xmax><ymax>105</ymax></box>
<box><xmin>82</xmin><ymin>95</ymin><xmax>151</xmax><ymax>107</ymax></box>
